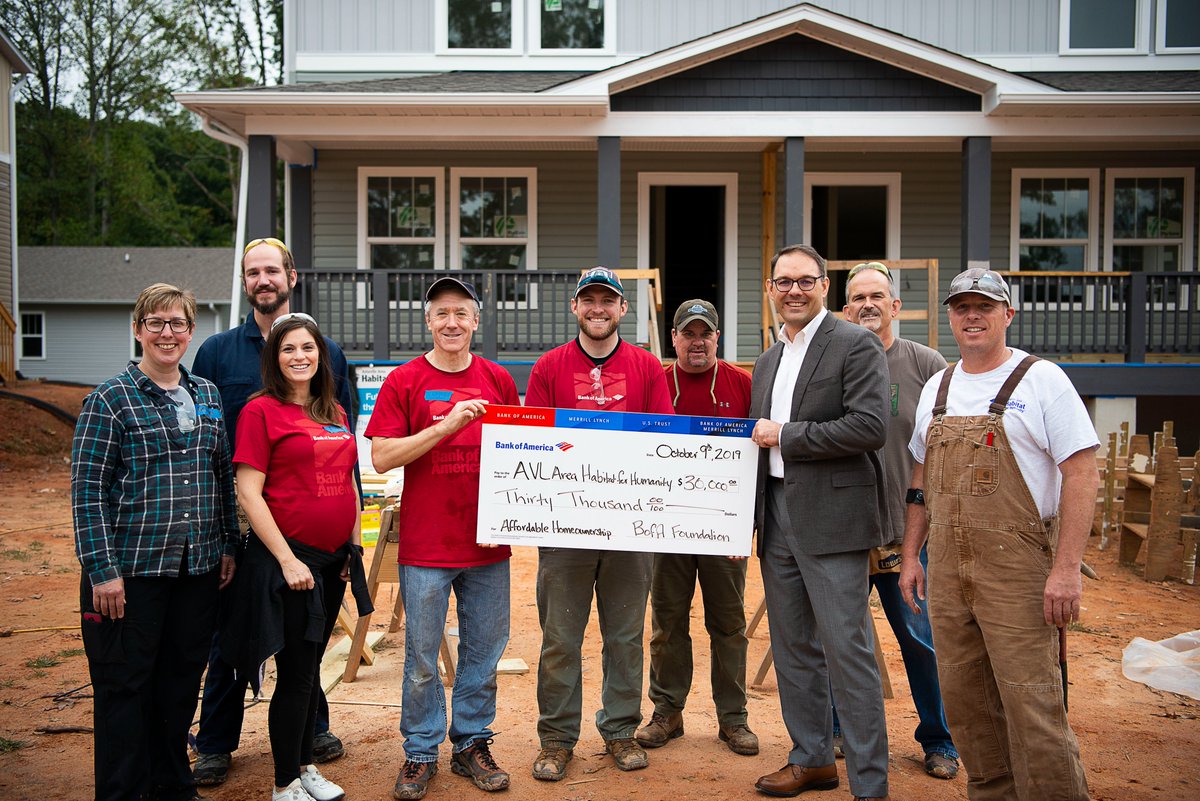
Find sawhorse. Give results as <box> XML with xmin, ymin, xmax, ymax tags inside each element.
<box><xmin>342</xmin><ymin>505</ymin><xmax>457</xmax><ymax>684</ymax></box>
<box><xmin>746</xmin><ymin>597</ymin><xmax>893</xmax><ymax>698</ymax></box>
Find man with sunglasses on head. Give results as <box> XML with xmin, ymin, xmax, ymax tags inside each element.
<box><xmin>635</xmin><ymin>299</ymin><xmax>758</xmax><ymax>758</ymax></box>
<box><xmin>840</xmin><ymin>262</ymin><xmax>958</xmax><ymax>781</ymax></box>
<box><xmin>749</xmin><ymin>244</ymin><xmax>892</xmax><ymax>801</ymax></box>
<box><xmin>190</xmin><ymin>237</ymin><xmax>356</xmax><ymax>787</ymax></box>
<box><xmin>525</xmin><ymin>267</ymin><xmax>674</xmax><ymax>782</ymax></box>
<box><xmin>900</xmin><ymin>268</ymin><xmax>1098</xmax><ymax>800</ymax></box>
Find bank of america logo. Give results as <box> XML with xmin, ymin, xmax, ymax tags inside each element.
<box><xmin>556</xmin><ymin>442</ymin><xmax>574</xmax><ymax>451</ymax></box>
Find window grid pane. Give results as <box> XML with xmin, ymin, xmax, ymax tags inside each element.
<box><xmin>1070</xmin><ymin>0</ymin><xmax>1138</xmax><ymax>49</ymax></box>
<box><xmin>1019</xmin><ymin>178</ymin><xmax>1090</xmax><ymax>243</ymax></box>
<box><xmin>449</xmin><ymin>0</ymin><xmax>512</xmax><ymax>49</ymax></box>
<box><xmin>541</xmin><ymin>0</ymin><xmax>604</xmax><ymax>49</ymax></box>
<box><xmin>1165</xmin><ymin>0</ymin><xmax>1200</xmax><ymax>48</ymax></box>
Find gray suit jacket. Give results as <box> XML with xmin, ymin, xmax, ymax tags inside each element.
<box><xmin>751</xmin><ymin>312</ymin><xmax>891</xmax><ymax>557</ymax></box>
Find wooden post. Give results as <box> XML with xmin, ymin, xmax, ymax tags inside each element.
<box><xmin>761</xmin><ymin>147</ymin><xmax>777</xmax><ymax>350</ymax></box>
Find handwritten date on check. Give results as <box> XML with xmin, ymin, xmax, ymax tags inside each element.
<box><xmin>476</xmin><ymin>405</ymin><xmax>758</xmax><ymax>556</ymax></box>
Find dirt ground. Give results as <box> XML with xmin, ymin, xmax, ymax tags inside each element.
<box><xmin>1</xmin><ymin>380</ymin><xmax>1198</xmax><ymax>801</ymax></box>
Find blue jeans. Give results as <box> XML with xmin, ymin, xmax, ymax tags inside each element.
<box><xmin>397</xmin><ymin>560</ymin><xmax>510</xmax><ymax>762</ymax></box>
<box><xmin>833</xmin><ymin>546</ymin><xmax>957</xmax><ymax>759</ymax></box>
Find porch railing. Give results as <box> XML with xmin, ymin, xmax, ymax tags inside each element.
<box><xmin>293</xmin><ymin>269</ymin><xmax>586</xmax><ymax>360</ymax></box>
<box><xmin>293</xmin><ymin>268</ymin><xmax>1200</xmax><ymax>363</ymax></box>
<box><xmin>1001</xmin><ymin>271</ymin><xmax>1200</xmax><ymax>361</ymax></box>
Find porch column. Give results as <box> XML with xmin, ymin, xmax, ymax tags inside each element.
<box><xmin>783</xmin><ymin>137</ymin><xmax>805</xmax><ymax>247</ymax></box>
<box><xmin>597</xmin><ymin>136</ymin><xmax>621</xmax><ymax>268</ymax></box>
<box><xmin>246</xmin><ymin>135</ymin><xmax>277</xmax><ymax>239</ymax></box>
<box><xmin>288</xmin><ymin>165</ymin><xmax>313</xmax><ymax>271</ymax></box>
<box><xmin>961</xmin><ymin>136</ymin><xmax>992</xmax><ymax>271</ymax></box>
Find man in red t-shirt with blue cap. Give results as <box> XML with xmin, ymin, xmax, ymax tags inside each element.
<box><xmin>525</xmin><ymin>267</ymin><xmax>674</xmax><ymax>782</ymax></box>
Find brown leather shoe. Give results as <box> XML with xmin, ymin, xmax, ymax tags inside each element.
<box><xmin>754</xmin><ymin>764</ymin><xmax>838</xmax><ymax>797</ymax></box>
<box><xmin>719</xmin><ymin>724</ymin><xmax>760</xmax><ymax>755</ymax></box>
<box><xmin>635</xmin><ymin>711</ymin><xmax>683</xmax><ymax>748</ymax></box>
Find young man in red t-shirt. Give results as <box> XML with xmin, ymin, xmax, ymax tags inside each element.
<box><xmin>525</xmin><ymin>267</ymin><xmax>674</xmax><ymax>781</ymax></box>
<box><xmin>635</xmin><ymin>299</ymin><xmax>759</xmax><ymax>758</ymax></box>
<box><xmin>365</xmin><ymin>278</ymin><xmax>519</xmax><ymax>801</ymax></box>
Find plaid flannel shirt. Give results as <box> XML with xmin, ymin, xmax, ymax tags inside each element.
<box><xmin>71</xmin><ymin>362</ymin><xmax>239</xmax><ymax>586</ymax></box>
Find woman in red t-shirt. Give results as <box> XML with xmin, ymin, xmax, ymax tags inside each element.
<box><xmin>231</xmin><ymin>314</ymin><xmax>360</xmax><ymax>801</ymax></box>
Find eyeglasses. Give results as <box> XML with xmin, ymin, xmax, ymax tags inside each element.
<box><xmin>270</xmin><ymin>312</ymin><xmax>318</xmax><ymax>329</ymax></box>
<box><xmin>243</xmin><ymin>237</ymin><xmax>290</xmax><ymax>256</ymax></box>
<box><xmin>846</xmin><ymin>262</ymin><xmax>891</xmax><ymax>281</ymax></box>
<box><xmin>140</xmin><ymin>317</ymin><xmax>192</xmax><ymax>333</ymax></box>
<box><xmin>768</xmin><ymin>275</ymin><xmax>823</xmax><ymax>292</ymax></box>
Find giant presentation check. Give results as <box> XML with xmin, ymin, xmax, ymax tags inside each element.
<box><xmin>477</xmin><ymin>405</ymin><xmax>758</xmax><ymax>556</ymax></box>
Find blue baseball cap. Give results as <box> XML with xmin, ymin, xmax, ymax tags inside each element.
<box><xmin>425</xmin><ymin>276</ymin><xmax>480</xmax><ymax>303</ymax></box>
<box><xmin>574</xmin><ymin>266</ymin><xmax>624</xmax><ymax>298</ymax></box>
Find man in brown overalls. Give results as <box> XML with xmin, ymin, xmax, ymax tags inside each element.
<box><xmin>898</xmin><ymin>268</ymin><xmax>1099</xmax><ymax>801</ymax></box>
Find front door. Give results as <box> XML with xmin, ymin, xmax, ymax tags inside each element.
<box><xmin>638</xmin><ymin>173</ymin><xmax>739</xmax><ymax>360</ymax></box>
<box><xmin>805</xmin><ymin>173</ymin><xmax>901</xmax><ymax>308</ymax></box>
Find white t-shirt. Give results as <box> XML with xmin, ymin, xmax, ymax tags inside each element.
<box><xmin>908</xmin><ymin>349</ymin><xmax>1099</xmax><ymax>519</ymax></box>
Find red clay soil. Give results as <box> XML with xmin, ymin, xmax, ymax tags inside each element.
<box><xmin>0</xmin><ymin>383</ymin><xmax>1197</xmax><ymax>801</ymax></box>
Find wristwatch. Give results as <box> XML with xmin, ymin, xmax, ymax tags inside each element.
<box><xmin>905</xmin><ymin>488</ymin><xmax>925</xmax><ymax>506</ymax></box>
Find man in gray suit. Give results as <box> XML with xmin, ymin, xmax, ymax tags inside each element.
<box><xmin>749</xmin><ymin>244</ymin><xmax>891</xmax><ymax>801</ymax></box>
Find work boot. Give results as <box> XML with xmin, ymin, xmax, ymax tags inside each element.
<box><xmin>605</xmin><ymin>738</ymin><xmax>649</xmax><ymax>771</ymax></box>
<box><xmin>451</xmin><ymin>739</ymin><xmax>509</xmax><ymax>792</ymax></box>
<box><xmin>531</xmin><ymin>746</ymin><xmax>572</xmax><ymax>782</ymax></box>
<box><xmin>392</xmin><ymin>760</ymin><xmax>437</xmax><ymax>800</ymax></box>
<box><xmin>635</xmin><ymin>711</ymin><xmax>684</xmax><ymax>749</ymax></box>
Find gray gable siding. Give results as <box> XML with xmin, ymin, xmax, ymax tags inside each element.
<box><xmin>18</xmin><ymin>303</ymin><xmax>227</xmax><ymax>385</ymax></box>
<box><xmin>611</xmin><ymin>35</ymin><xmax>980</xmax><ymax>112</ymax></box>
<box><xmin>292</xmin><ymin>1</ymin><xmax>1061</xmax><ymax>62</ymax></box>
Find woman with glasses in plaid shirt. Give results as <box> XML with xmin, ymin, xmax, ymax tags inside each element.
<box><xmin>72</xmin><ymin>282</ymin><xmax>239</xmax><ymax>801</ymax></box>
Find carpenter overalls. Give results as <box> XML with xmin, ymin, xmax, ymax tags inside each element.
<box><xmin>923</xmin><ymin>355</ymin><xmax>1089</xmax><ymax>801</ymax></box>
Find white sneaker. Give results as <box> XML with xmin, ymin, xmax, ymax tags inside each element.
<box><xmin>300</xmin><ymin>764</ymin><xmax>346</xmax><ymax>801</ymax></box>
<box><xmin>272</xmin><ymin>778</ymin><xmax>317</xmax><ymax>801</ymax></box>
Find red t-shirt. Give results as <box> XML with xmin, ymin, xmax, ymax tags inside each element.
<box><xmin>664</xmin><ymin>359</ymin><xmax>752</xmax><ymax>418</ymax></box>
<box><xmin>234</xmin><ymin>396</ymin><xmax>358</xmax><ymax>553</ymax></box>
<box><xmin>364</xmin><ymin>355</ymin><xmax>519</xmax><ymax>567</ymax></box>
<box><xmin>526</xmin><ymin>339</ymin><xmax>674</xmax><ymax>414</ymax></box>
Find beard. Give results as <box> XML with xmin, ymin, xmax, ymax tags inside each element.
<box><xmin>855</xmin><ymin>311</ymin><xmax>883</xmax><ymax>332</ymax></box>
<box><xmin>578</xmin><ymin>316</ymin><xmax>619</xmax><ymax>342</ymax></box>
<box><xmin>247</xmin><ymin>283</ymin><xmax>291</xmax><ymax>315</ymax></box>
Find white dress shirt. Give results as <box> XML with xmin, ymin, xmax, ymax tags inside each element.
<box><xmin>768</xmin><ymin>307</ymin><xmax>828</xmax><ymax>477</ymax></box>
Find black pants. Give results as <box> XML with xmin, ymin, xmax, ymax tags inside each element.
<box><xmin>81</xmin><ymin>568</ymin><xmax>220</xmax><ymax>801</ymax></box>
<box><xmin>270</xmin><ymin>560</ymin><xmax>346</xmax><ymax>787</ymax></box>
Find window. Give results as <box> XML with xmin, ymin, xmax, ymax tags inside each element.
<box><xmin>20</xmin><ymin>312</ymin><xmax>44</xmax><ymax>360</ymax></box>
<box><xmin>361</xmin><ymin>169</ymin><xmax>444</xmax><ymax>271</ymax></box>
<box><xmin>1158</xmin><ymin>0</ymin><xmax>1200</xmax><ymax>52</ymax></box>
<box><xmin>1105</xmin><ymin>169</ymin><xmax>1195</xmax><ymax>272</ymax></box>
<box><xmin>356</xmin><ymin>168</ymin><xmax>445</xmax><ymax>309</ymax></box>
<box><xmin>532</xmin><ymin>0</ymin><xmax>613</xmax><ymax>53</ymax></box>
<box><xmin>1011</xmin><ymin>170</ymin><xmax>1099</xmax><ymax>272</ymax></box>
<box><xmin>441</xmin><ymin>0</ymin><xmax>522</xmax><ymax>53</ymax></box>
<box><xmin>1061</xmin><ymin>0</ymin><xmax>1149</xmax><ymax>53</ymax></box>
<box><xmin>451</xmin><ymin>168</ymin><xmax>537</xmax><ymax>305</ymax></box>
<box><xmin>439</xmin><ymin>1</ymin><xmax>614</xmax><ymax>54</ymax></box>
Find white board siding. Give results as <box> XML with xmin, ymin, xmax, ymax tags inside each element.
<box><xmin>293</xmin><ymin>1</ymin><xmax>1060</xmax><ymax>61</ymax></box>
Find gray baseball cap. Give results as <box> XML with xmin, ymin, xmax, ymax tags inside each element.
<box><xmin>673</xmin><ymin>299</ymin><xmax>719</xmax><ymax>331</ymax></box>
<box><xmin>943</xmin><ymin>268</ymin><xmax>1011</xmax><ymax>305</ymax></box>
